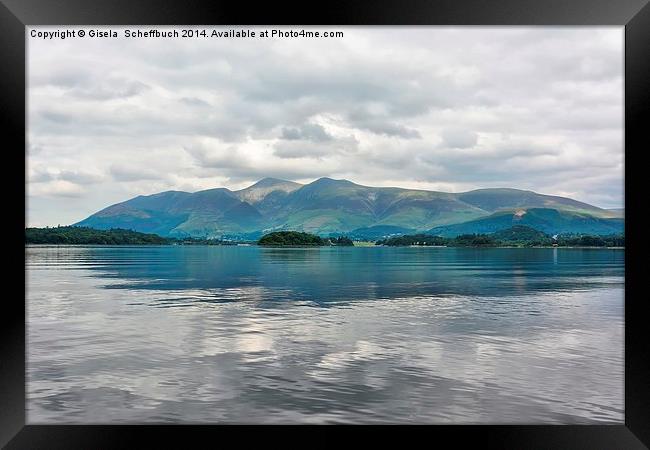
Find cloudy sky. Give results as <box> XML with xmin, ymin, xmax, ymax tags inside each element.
<box><xmin>27</xmin><ymin>26</ymin><xmax>623</xmax><ymax>227</ymax></box>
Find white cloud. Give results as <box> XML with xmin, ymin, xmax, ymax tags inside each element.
<box><xmin>440</xmin><ymin>128</ymin><xmax>478</xmax><ymax>149</ymax></box>
<box><xmin>29</xmin><ymin>180</ymin><xmax>86</xmax><ymax>198</ymax></box>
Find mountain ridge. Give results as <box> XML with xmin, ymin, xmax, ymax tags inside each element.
<box><xmin>75</xmin><ymin>178</ymin><xmax>622</xmax><ymax>238</ymax></box>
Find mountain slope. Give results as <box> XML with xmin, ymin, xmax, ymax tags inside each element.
<box><xmin>268</xmin><ymin>178</ymin><xmax>489</xmax><ymax>234</ymax></box>
<box><xmin>77</xmin><ymin>191</ymin><xmax>193</xmax><ymax>236</ymax></box>
<box><xmin>75</xmin><ymin>178</ymin><xmax>621</xmax><ymax>238</ymax></box>
<box><xmin>429</xmin><ymin>208</ymin><xmax>624</xmax><ymax>237</ymax></box>
<box><xmin>76</xmin><ymin>188</ymin><xmax>263</xmax><ymax>237</ymax></box>
<box><xmin>457</xmin><ymin>188</ymin><xmax>617</xmax><ymax>218</ymax></box>
<box><xmin>233</xmin><ymin>178</ymin><xmax>302</xmax><ymax>217</ymax></box>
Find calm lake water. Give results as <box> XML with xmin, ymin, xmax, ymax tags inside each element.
<box><xmin>26</xmin><ymin>246</ymin><xmax>624</xmax><ymax>424</ymax></box>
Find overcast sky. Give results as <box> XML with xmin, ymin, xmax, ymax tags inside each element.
<box><xmin>27</xmin><ymin>26</ymin><xmax>623</xmax><ymax>227</ymax></box>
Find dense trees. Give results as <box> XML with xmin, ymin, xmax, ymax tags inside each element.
<box><xmin>556</xmin><ymin>234</ymin><xmax>624</xmax><ymax>247</ymax></box>
<box><xmin>258</xmin><ymin>231</ymin><xmax>326</xmax><ymax>246</ymax></box>
<box><xmin>375</xmin><ymin>234</ymin><xmax>447</xmax><ymax>246</ymax></box>
<box><xmin>26</xmin><ymin>225</ymin><xmax>624</xmax><ymax>248</ymax></box>
<box><xmin>377</xmin><ymin>233</ymin><xmax>497</xmax><ymax>247</ymax></box>
<box><xmin>328</xmin><ymin>236</ymin><xmax>354</xmax><ymax>246</ymax></box>
<box><xmin>491</xmin><ymin>225</ymin><xmax>549</xmax><ymax>244</ymax></box>
<box><xmin>25</xmin><ymin>226</ymin><xmax>171</xmax><ymax>245</ymax></box>
<box><xmin>376</xmin><ymin>226</ymin><xmax>624</xmax><ymax>248</ymax></box>
<box><xmin>257</xmin><ymin>232</ymin><xmax>356</xmax><ymax>246</ymax></box>
<box><xmin>452</xmin><ymin>234</ymin><xmax>499</xmax><ymax>247</ymax></box>
<box><xmin>25</xmin><ymin>226</ymin><xmax>241</xmax><ymax>245</ymax></box>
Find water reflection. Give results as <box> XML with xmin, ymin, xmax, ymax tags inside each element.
<box><xmin>26</xmin><ymin>246</ymin><xmax>624</xmax><ymax>423</ymax></box>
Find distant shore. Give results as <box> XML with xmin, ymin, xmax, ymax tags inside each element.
<box><xmin>25</xmin><ymin>226</ymin><xmax>624</xmax><ymax>249</ymax></box>
<box><xmin>25</xmin><ymin>243</ymin><xmax>625</xmax><ymax>250</ymax></box>
<box><xmin>394</xmin><ymin>245</ymin><xmax>624</xmax><ymax>249</ymax></box>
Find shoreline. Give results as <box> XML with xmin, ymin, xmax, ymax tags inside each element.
<box><xmin>25</xmin><ymin>243</ymin><xmax>625</xmax><ymax>249</ymax></box>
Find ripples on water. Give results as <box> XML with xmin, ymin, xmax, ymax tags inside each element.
<box><xmin>26</xmin><ymin>246</ymin><xmax>624</xmax><ymax>423</ymax></box>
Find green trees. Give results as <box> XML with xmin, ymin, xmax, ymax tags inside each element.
<box><xmin>24</xmin><ymin>226</ymin><xmax>254</xmax><ymax>245</ymax></box>
<box><xmin>375</xmin><ymin>227</ymin><xmax>625</xmax><ymax>248</ymax></box>
<box><xmin>258</xmin><ymin>231</ymin><xmax>325</xmax><ymax>246</ymax></box>
<box><xmin>375</xmin><ymin>234</ymin><xmax>447</xmax><ymax>246</ymax></box>
<box><xmin>557</xmin><ymin>234</ymin><xmax>624</xmax><ymax>247</ymax></box>
<box><xmin>25</xmin><ymin>226</ymin><xmax>170</xmax><ymax>245</ymax></box>
<box><xmin>257</xmin><ymin>232</ymin><xmax>356</xmax><ymax>246</ymax></box>
<box><xmin>491</xmin><ymin>225</ymin><xmax>550</xmax><ymax>245</ymax></box>
<box><xmin>25</xmin><ymin>225</ymin><xmax>625</xmax><ymax>248</ymax></box>
<box><xmin>452</xmin><ymin>234</ymin><xmax>498</xmax><ymax>247</ymax></box>
<box><xmin>328</xmin><ymin>236</ymin><xmax>354</xmax><ymax>246</ymax></box>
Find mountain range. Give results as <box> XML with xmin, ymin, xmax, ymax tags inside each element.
<box><xmin>75</xmin><ymin>177</ymin><xmax>624</xmax><ymax>239</ymax></box>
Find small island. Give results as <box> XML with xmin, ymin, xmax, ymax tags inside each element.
<box><xmin>257</xmin><ymin>231</ymin><xmax>354</xmax><ymax>247</ymax></box>
<box><xmin>258</xmin><ymin>231</ymin><xmax>324</xmax><ymax>246</ymax></box>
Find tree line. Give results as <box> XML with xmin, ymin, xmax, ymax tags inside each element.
<box><xmin>25</xmin><ymin>226</ymin><xmax>242</xmax><ymax>245</ymax></box>
<box><xmin>26</xmin><ymin>225</ymin><xmax>624</xmax><ymax>248</ymax></box>
<box><xmin>376</xmin><ymin>230</ymin><xmax>624</xmax><ymax>248</ymax></box>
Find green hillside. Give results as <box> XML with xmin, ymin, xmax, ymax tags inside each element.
<box><xmin>74</xmin><ymin>178</ymin><xmax>621</xmax><ymax>238</ymax></box>
<box><xmin>457</xmin><ymin>189</ymin><xmax>616</xmax><ymax>218</ymax></box>
<box><xmin>429</xmin><ymin>208</ymin><xmax>624</xmax><ymax>237</ymax></box>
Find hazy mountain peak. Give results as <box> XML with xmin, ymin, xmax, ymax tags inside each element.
<box><xmin>139</xmin><ymin>190</ymin><xmax>190</xmax><ymax>197</ymax></box>
<box><xmin>235</xmin><ymin>178</ymin><xmax>302</xmax><ymax>205</ymax></box>
<box><xmin>249</xmin><ymin>177</ymin><xmax>300</xmax><ymax>188</ymax></box>
<box><xmin>310</xmin><ymin>177</ymin><xmax>358</xmax><ymax>186</ymax></box>
<box><xmin>465</xmin><ymin>187</ymin><xmax>529</xmax><ymax>192</ymax></box>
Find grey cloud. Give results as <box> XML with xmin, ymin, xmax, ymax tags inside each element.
<box><xmin>40</xmin><ymin>111</ymin><xmax>72</xmax><ymax>124</ymax></box>
<box><xmin>347</xmin><ymin>108</ymin><xmax>422</xmax><ymax>138</ymax></box>
<box><xmin>440</xmin><ymin>128</ymin><xmax>478</xmax><ymax>149</ymax></box>
<box><xmin>281</xmin><ymin>123</ymin><xmax>333</xmax><ymax>142</ymax></box>
<box><xmin>31</xmin><ymin>68</ymin><xmax>92</xmax><ymax>88</ymax></box>
<box><xmin>110</xmin><ymin>165</ymin><xmax>163</xmax><ymax>182</ymax></box>
<box><xmin>183</xmin><ymin>143</ymin><xmax>250</xmax><ymax>171</ymax></box>
<box><xmin>58</xmin><ymin>170</ymin><xmax>103</xmax><ymax>185</ymax></box>
<box><xmin>29</xmin><ymin>179</ymin><xmax>87</xmax><ymax>198</ymax></box>
<box><xmin>179</xmin><ymin>97</ymin><xmax>211</xmax><ymax>107</ymax></box>
<box><xmin>29</xmin><ymin>168</ymin><xmax>54</xmax><ymax>183</ymax></box>
<box><xmin>355</xmin><ymin>120</ymin><xmax>421</xmax><ymax>139</ymax></box>
<box><xmin>273</xmin><ymin>145</ymin><xmax>320</xmax><ymax>159</ymax></box>
<box><xmin>273</xmin><ymin>141</ymin><xmax>345</xmax><ymax>159</ymax></box>
<box><xmin>32</xmin><ymin>65</ymin><xmax>150</xmax><ymax>100</ymax></box>
<box><xmin>29</xmin><ymin>167</ymin><xmax>102</xmax><ymax>185</ymax></box>
<box><xmin>222</xmin><ymin>165</ymin><xmax>331</xmax><ymax>183</ymax></box>
<box><xmin>49</xmin><ymin>187</ymin><xmax>86</xmax><ymax>198</ymax></box>
<box><xmin>28</xmin><ymin>144</ymin><xmax>43</xmax><ymax>155</ymax></box>
<box><xmin>274</xmin><ymin>131</ymin><xmax>358</xmax><ymax>159</ymax></box>
<box><xmin>69</xmin><ymin>79</ymin><xmax>150</xmax><ymax>100</ymax></box>
<box><xmin>184</xmin><ymin>141</ymin><xmax>338</xmax><ymax>180</ymax></box>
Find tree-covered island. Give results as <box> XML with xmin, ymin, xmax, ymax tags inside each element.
<box><xmin>257</xmin><ymin>231</ymin><xmax>354</xmax><ymax>246</ymax></box>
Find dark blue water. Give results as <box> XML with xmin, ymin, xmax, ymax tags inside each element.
<box><xmin>26</xmin><ymin>246</ymin><xmax>624</xmax><ymax>423</ymax></box>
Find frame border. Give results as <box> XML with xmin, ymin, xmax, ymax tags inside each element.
<box><xmin>3</xmin><ymin>0</ymin><xmax>649</xmax><ymax>447</ymax></box>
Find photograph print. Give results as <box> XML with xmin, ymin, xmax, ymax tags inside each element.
<box><xmin>26</xmin><ymin>26</ymin><xmax>624</xmax><ymax>424</ymax></box>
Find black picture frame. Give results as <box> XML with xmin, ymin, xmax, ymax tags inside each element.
<box><xmin>3</xmin><ymin>0</ymin><xmax>649</xmax><ymax>447</ymax></box>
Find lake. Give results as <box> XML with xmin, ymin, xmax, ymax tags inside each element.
<box><xmin>26</xmin><ymin>246</ymin><xmax>624</xmax><ymax>424</ymax></box>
